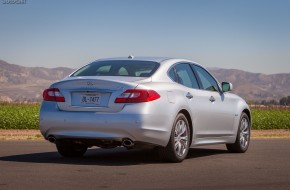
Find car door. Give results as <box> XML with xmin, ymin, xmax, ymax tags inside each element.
<box><xmin>190</xmin><ymin>64</ymin><xmax>235</xmax><ymax>139</ymax></box>
<box><xmin>169</xmin><ymin>63</ymin><xmax>205</xmax><ymax>141</ymax></box>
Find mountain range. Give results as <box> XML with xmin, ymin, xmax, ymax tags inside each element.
<box><xmin>0</xmin><ymin>59</ymin><xmax>289</xmax><ymax>102</ymax></box>
<box><xmin>208</xmin><ymin>68</ymin><xmax>290</xmax><ymax>102</ymax></box>
<box><xmin>0</xmin><ymin>60</ymin><xmax>73</xmax><ymax>102</ymax></box>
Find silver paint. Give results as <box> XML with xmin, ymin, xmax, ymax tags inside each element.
<box><xmin>39</xmin><ymin>57</ymin><xmax>251</xmax><ymax>148</ymax></box>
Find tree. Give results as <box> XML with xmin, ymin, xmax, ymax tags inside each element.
<box><xmin>279</xmin><ymin>96</ymin><xmax>290</xmax><ymax>105</ymax></box>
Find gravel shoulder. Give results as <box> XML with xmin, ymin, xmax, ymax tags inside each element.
<box><xmin>0</xmin><ymin>130</ymin><xmax>43</xmax><ymax>140</ymax></box>
<box><xmin>0</xmin><ymin>129</ymin><xmax>290</xmax><ymax>140</ymax></box>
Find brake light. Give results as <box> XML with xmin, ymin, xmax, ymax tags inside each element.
<box><xmin>43</xmin><ymin>88</ymin><xmax>65</xmax><ymax>102</ymax></box>
<box><xmin>115</xmin><ymin>89</ymin><xmax>160</xmax><ymax>103</ymax></box>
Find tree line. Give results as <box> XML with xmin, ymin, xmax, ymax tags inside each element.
<box><xmin>249</xmin><ymin>96</ymin><xmax>290</xmax><ymax>106</ymax></box>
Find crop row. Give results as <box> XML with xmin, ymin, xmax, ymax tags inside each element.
<box><xmin>0</xmin><ymin>103</ymin><xmax>289</xmax><ymax>130</ymax></box>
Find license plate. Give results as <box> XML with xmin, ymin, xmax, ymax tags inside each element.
<box><xmin>80</xmin><ymin>93</ymin><xmax>101</xmax><ymax>105</ymax></box>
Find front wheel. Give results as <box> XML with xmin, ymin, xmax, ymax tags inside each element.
<box><xmin>158</xmin><ymin>113</ymin><xmax>190</xmax><ymax>162</ymax></box>
<box><xmin>226</xmin><ymin>112</ymin><xmax>251</xmax><ymax>153</ymax></box>
<box><xmin>56</xmin><ymin>140</ymin><xmax>88</xmax><ymax>157</ymax></box>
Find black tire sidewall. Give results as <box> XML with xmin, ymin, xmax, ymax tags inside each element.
<box><xmin>169</xmin><ymin>113</ymin><xmax>190</xmax><ymax>161</ymax></box>
<box><xmin>56</xmin><ymin>140</ymin><xmax>87</xmax><ymax>157</ymax></box>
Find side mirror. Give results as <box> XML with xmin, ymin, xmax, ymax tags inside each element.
<box><xmin>222</xmin><ymin>82</ymin><xmax>233</xmax><ymax>92</ymax></box>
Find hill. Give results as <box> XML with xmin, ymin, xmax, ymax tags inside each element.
<box><xmin>208</xmin><ymin>68</ymin><xmax>290</xmax><ymax>102</ymax></box>
<box><xmin>0</xmin><ymin>60</ymin><xmax>289</xmax><ymax>102</ymax></box>
<box><xmin>0</xmin><ymin>60</ymin><xmax>74</xmax><ymax>102</ymax></box>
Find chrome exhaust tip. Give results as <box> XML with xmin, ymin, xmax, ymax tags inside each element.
<box><xmin>48</xmin><ymin>136</ymin><xmax>56</xmax><ymax>143</ymax></box>
<box><xmin>122</xmin><ymin>138</ymin><xmax>134</xmax><ymax>148</ymax></box>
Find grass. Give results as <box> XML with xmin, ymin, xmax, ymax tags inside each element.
<box><xmin>0</xmin><ymin>103</ymin><xmax>290</xmax><ymax>130</ymax></box>
<box><xmin>0</xmin><ymin>103</ymin><xmax>40</xmax><ymax>129</ymax></box>
<box><xmin>252</xmin><ymin>109</ymin><xmax>290</xmax><ymax>130</ymax></box>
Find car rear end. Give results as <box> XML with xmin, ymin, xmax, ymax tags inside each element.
<box><xmin>39</xmin><ymin>59</ymin><xmax>172</xmax><ymax>148</ymax></box>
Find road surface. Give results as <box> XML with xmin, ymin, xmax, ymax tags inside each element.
<box><xmin>0</xmin><ymin>139</ymin><xmax>290</xmax><ymax>190</ymax></box>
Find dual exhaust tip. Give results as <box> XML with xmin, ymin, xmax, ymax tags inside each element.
<box><xmin>48</xmin><ymin>136</ymin><xmax>56</xmax><ymax>143</ymax></box>
<box><xmin>48</xmin><ymin>136</ymin><xmax>135</xmax><ymax>148</ymax></box>
<box><xmin>122</xmin><ymin>138</ymin><xmax>134</xmax><ymax>148</ymax></box>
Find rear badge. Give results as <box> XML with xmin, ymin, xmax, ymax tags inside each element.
<box><xmin>87</xmin><ymin>81</ymin><xmax>94</xmax><ymax>86</ymax></box>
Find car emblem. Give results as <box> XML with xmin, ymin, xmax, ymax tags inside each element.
<box><xmin>87</xmin><ymin>81</ymin><xmax>94</xmax><ymax>86</ymax></box>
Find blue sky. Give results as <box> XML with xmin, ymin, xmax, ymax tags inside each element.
<box><xmin>0</xmin><ymin>0</ymin><xmax>290</xmax><ymax>74</ymax></box>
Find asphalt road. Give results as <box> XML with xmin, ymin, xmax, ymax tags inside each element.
<box><xmin>0</xmin><ymin>139</ymin><xmax>290</xmax><ymax>190</ymax></box>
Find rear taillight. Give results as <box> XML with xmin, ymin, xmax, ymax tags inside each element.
<box><xmin>115</xmin><ymin>89</ymin><xmax>160</xmax><ymax>103</ymax></box>
<box><xmin>43</xmin><ymin>88</ymin><xmax>65</xmax><ymax>102</ymax></box>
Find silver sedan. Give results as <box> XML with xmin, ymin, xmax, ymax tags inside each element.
<box><xmin>39</xmin><ymin>56</ymin><xmax>251</xmax><ymax>162</ymax></box>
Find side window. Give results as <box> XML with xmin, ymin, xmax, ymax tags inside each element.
<box><xmin>192</xmin><ymin>65</ymin><xmax>219</xmax><ymax>92</ymax></box>
<box><xmin>168</xmin><ymin>68</ymin><xmax>177</xmax><ymax>82</ymax></box>
<box><xmin>175</xmin><ymin>64</ymin><xmax>199</xmax><ymax>89</ymax></box>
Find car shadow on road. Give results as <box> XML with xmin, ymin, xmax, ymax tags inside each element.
<box><xmin>0</xmin><ymin>147</ymin><xmax>228</xmax><ymax>166</ymax></box>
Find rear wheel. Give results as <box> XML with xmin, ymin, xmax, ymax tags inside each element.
<box><xmin>56</xmin><ymin>140</ymin><xmax>88</xmax><ymax>157</ymax></box>
<box><xmin>226</xmin><ymin>112</ymin><xmax>251</xmax><ymax>153</ymax></box>
<box><xmin>158</xmin><ymin>113</ymin><xmax>190</xmax><ymax>162</ymax></box>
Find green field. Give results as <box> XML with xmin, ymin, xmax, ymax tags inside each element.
<box><xmin>0</xmin><ymin>103</ymin><xmax>289</xmax><ymax>130</ymax></box>
<box><xmin>251</xmin><ymin>109</ymin><xmax>290</xmax><ymax>130</ymax></box>
<box><xmin>0</xmin><ymin>103</ymin><xmax>40</xmax><ymax>130</ymax></box>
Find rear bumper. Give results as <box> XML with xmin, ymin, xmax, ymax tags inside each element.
<box><xmin>39</xmin><ymin>102</ymin><xmax>172</xmax><ymax>147</ymax></box>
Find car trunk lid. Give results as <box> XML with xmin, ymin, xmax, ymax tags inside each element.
<box><xmin>52</xmin><ymin>76</ymin><xmax>149</xmax><ymax>112</ymax></box>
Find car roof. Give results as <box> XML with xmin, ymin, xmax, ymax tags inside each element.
<box><xmin>95</xmin><ymin>56</ymin><xmax>172</xmax><ymax>63</ymax></box>
<box><xmin>93</xmin><ymin>56</ymin><xmax>202</xmax><ymax>69</ymax></box>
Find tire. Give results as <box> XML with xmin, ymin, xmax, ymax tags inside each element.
<box><xmin>158</xmin><ymin>113</ymin><xmax>190</xmax><ymax>162</ymax></box>
<box><xmin>226</xmin><ymin>112</ymin><xmax>251</xmax><ymax>153</ymax></box>
<box><xmin>56</xmin><ymin>140</ymin><xmax>88</xmax><ymax>157</ymax></box>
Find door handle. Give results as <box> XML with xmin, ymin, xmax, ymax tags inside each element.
<box><xmin>209</xmin><ymin>96</ymin><xmax>215</xmax><ymax>102</ymax></box>
<box><xmin>186</xmin><ymin>92</ymin><xmax>193</xmax><ymax>99</ymax></box>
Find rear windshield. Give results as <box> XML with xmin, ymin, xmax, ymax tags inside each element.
<box><xmin>71</xmin><ymin>60</ymin><xmax>160</xmax><ymax>77</ymax></box>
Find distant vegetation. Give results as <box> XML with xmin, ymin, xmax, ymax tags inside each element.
<box><xmin>279</xmin><ymin>96</ymin><xmax>290</xmax><ymax>105</ymax></box>
<box><xmin>252</xmin><ymin>109</ymin><xmax>290</xmax><ymax>130</ymax></box>
<box><xmin>248</xmin><ymin>95</ymin><xmax>290</xmax><ymax>106</ymax></box>
<box><xmin>0</xmin><ymin>102</ymin><xmax>39</xmax><ymax>129</ymax></box>
<box><xmin>0</xmin><ymin>102</ymin><xmax>289</xmax><ymax>130</ymax></box>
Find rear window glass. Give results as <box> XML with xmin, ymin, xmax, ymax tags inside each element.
<box><xmin>71</xmin><ymin>60</ymin><xmax>160</xmax><ymax>77</ymax></box>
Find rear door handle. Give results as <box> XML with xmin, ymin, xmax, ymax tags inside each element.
<box><xmin>186</xmin><ymin>92</ymin><xmax>193</xmax><ymax>99</ymax></box>
<box><xmin>209</xmin><ymin>96</ymin><xmax>215</xmax><ymax>102</ymax></box>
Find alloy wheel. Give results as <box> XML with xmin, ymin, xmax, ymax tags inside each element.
<box><xmin>239</xmin><ymin>117</ymin><xmax>250</xmax><ymax>149</ymax></box>
<box><xmin>174</xmin><ymin>119</ymin><xmax>189</xmax><ymax>157</ymax></box>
